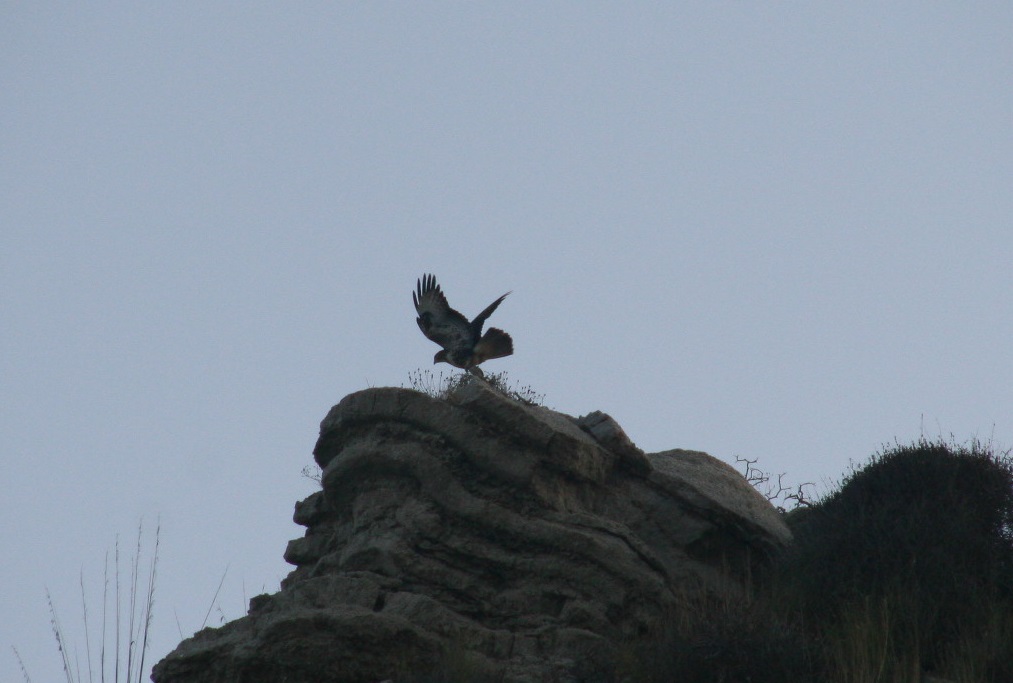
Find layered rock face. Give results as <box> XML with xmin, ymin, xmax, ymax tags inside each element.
<box><xmin>152</xmin><ymin>380</ymin><xmax>790</xmax><ymax>683</ymax></box>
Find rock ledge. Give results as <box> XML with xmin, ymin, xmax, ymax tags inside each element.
<box><xmin>153</xmin><ymin>380</ymin><xmax>790</xmax><ymax>683</ymax></box>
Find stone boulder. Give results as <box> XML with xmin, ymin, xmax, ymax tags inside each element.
<box><xmin>152</xmin><ymin>379</ymin><xmax>790</xmax><ymax>683</ymax></box>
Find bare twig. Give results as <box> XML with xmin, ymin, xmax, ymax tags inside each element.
<box><xmin>47</xmin><ymin>589</ymin><xmax>75</xmax><ymax>683</ymax></box>
<box><xmin>736</xmin><ymin>455</ymin><xmax>815</xmax><ymax>512</ymax></box>
<box><xmin>134</xmin><ymin>521</ymin><xmax>159</xmax><ymax>683</ymax></box>
<box><xmin>80</xmin><ymin>570</ymin><xmax>93</xmax><ymax>683</ymax></box>
<box><xmin>12</xmin><ymin>645</ymin><xmax>33</xmax><ymax>683</ymax></box>
<box><xmin>201</xmin><ymin>565</ymin><xmax>230</xmax><ymax>631</ymax></box>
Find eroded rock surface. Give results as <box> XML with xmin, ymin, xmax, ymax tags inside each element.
<box><xmin>152</xmin><ymin>380</ymin><xmax>790</xmax><ymax>683</ymax></box>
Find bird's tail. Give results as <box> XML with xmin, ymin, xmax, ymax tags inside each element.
<box><xmin>472</xmin><ymin>327</ymin><xmax>513</xmax><ymax>363</ymax></box>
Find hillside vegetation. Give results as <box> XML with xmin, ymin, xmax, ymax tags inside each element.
<box><xmin>628</xmin><ymin>438</ymin><xmax>1013</xmax><ymax>683</ymax></box>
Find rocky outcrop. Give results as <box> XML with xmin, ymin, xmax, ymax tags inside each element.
<box><xmin>152</xmin><ymin>379</ymin><xmax>790</xmax><ymax>683</ymax></box>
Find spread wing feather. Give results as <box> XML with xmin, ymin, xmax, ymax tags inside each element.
<box><xmin>470</xmin><ymin>291</ymin><xmax>511</xmax><ymax>336</ymax></box>
<box><xmin>413</xmin><ymin>274</ymin><xmax>474</xmax><ymax>351</ymax></box>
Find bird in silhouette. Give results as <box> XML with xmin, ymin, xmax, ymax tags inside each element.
<box><xmin>413</xmin><ymin>274</ymin><xmax>513</xmax><ymax>376</ymax></box>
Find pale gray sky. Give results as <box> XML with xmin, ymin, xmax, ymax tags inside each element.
<box><xmin>3</xmin><ymin>4</ymin><xmax>1011</xmax><ymax>679</ymax></box>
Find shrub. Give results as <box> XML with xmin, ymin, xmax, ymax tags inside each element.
<box><xmin>782</xmin><ymin>438</ymin><xmax>1013</xmax><ymax>676</ymax></box>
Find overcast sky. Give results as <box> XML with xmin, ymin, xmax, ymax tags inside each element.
<box><xmin>3</xmin><ymin>3</ymin><xmax>1011</xmax><ymax>680</ymax></box>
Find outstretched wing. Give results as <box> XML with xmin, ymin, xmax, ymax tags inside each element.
<box><xmin>413</xmin><ymin>274</ymin><xmax>474</xmax><ymax>351</ymax></box>
<box><xmin>470</xmin><ymin>291</ymin><xmax>511</xmax><ymax>337</ymax></box>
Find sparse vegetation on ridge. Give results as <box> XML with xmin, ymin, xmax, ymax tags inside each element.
<box><xmin>406</xmin><ymin>368</ymin><xmax>546</xmax><ymax>407</ymax></box>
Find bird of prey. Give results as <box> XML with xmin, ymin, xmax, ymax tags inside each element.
<box><xmin>413</xmin><ymin>274</ymin><xmax>513</xmax><ymax>376</ymax></box>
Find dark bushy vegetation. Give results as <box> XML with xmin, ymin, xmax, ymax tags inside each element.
<box><xmin>781</xmin><ymin>437</ymin><xmax>1013</xmax><ymax>680</ymax></box>
<box><xmin>788</xmin><ymin>438</ymin><xmax>1013</xmax><ymax>611</ymax></box>
<box><xmin>618</xmin><ymin>590</ymin><xmax>818</xmax><ymax>682</ymax></box>
<box><xmin>622</xmin><ymin>438</ymin><xmax>1013</xmax><ymax>682</ymax></box>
